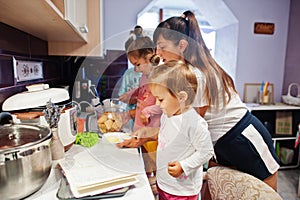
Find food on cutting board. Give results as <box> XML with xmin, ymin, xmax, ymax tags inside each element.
<box><xmin>97</xmin><ymin>112</ymin><xmax>123</xmax><ymax>133</ymax></box>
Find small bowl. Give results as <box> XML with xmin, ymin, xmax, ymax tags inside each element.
<box><xmin>102</xmin><ymin>132</ymin><xmax>132</xmax><ymax>143</ymax></box>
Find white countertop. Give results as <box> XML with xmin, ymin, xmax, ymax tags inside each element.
<box><xmin>25</xmin><ymin>141</ymin><xmax>154</xmax><ymax>200</ymax></box>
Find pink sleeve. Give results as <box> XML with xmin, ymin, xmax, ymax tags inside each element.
<box><xmin>141</xmin><ymin>105</ymin><xmax>162</xmax><ymax>118</ymax></box>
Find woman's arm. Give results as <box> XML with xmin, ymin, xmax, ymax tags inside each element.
<box><xmin>194</xmin><ymin>106</ymin><xmax>208</xmax><ymax>117</ymax></box>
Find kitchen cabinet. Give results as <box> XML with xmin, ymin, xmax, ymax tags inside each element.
<box><xmin>49</xmin><ymin>0</ymin><xmax>103</xmax><ymax>56</ymax></box>
<box><xmin>248</xmin><ymin>103</ymin><xmax>300</xmax><ymax>169</ymax></box>
<box><xmin>0</xmin><ymin>0</ymin><xmax>86</xmax><ymax>42</ymax></box>
<box><xmin>64</xmin><ymin>0</ymin><xmax>88</xmax><ymax>42</ymax></box>
<box><xmin>0</xmin><ymin>0</ymin><xmax>102</xmax><ymax>56</ymax></box>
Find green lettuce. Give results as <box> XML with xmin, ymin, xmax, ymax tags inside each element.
<box><xmin>75</xmin><ymin>132</ymin><xmax>99</xmax><ymax>148</ymax></box>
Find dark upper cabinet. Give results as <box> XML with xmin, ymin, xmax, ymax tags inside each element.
<box><xmin>0</xmin><ymin>23</ymin><xmax>48</xmax><ymax>56</ymax></box>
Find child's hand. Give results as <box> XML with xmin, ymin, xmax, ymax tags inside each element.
<box><xmin>168</xmin><ymin>161</ymin><xmax>183</xmax><ymax>178</ymax></box>
<box><xmin>140</xmin><ymin>113</ymin><xmax>150</xmax><ymax>125</ymax></box>
<box><xmin>128</xmin><ymin>109</ymin><xmax>136</xmax><ymax>119</ymax></box>
<box><xmin>119</xmin><ymin>93</ymin><xmax>130</xmax><ymax>104</ymax></box>
<box><xmin>119</xmin><ymin>93</ymin><xmax>137</xmax><ymax>105</ymax></box>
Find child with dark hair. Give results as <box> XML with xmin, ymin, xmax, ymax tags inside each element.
<box><xmin>119</xmin><ymin>36</ymin><xmax>162</xmax><ymax>195</ymax></box>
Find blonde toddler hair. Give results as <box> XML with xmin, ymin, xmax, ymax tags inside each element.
<box><xmin>149</xmin><ymin>60</ymin><xmax>198</xmax><ymax>106</ymax></box>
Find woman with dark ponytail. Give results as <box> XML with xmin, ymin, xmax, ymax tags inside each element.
<box><xmin>118</xmin><ymin>10</ymin><xmax>280</xmax><ymax>192</ymax></box>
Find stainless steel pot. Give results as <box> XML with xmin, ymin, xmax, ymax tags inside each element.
<box><xmin>0</xmin><ymin>120</ymin><xmax>52</xmax><ymax>200</ymax></box>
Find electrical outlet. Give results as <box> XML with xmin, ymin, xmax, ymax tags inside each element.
<box><xmin>13</xmin><ymin>58</ymin><xmax>43</xmax><ymax>82</ymax></box>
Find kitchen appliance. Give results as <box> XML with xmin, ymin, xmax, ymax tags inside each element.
<box><xmin>0</xmin><ymin>119</ymin><xmax>52</xmax><ymax>200</ymax></box>
<box><xmin>2</xmin><ymin>84</ymin><xmax>78</xmax><ymax>151</ymax></box>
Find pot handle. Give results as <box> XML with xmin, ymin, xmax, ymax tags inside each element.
<box><xmin>0</xmin><ymin>112</ymin><xmax>13</xmax><ymax>125</ymax></box>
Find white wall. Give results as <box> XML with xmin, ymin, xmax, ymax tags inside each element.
<box><xmin>103</xmin><ymin>0</ymin><xmax>290</xmax><ymax>102</ymax></box>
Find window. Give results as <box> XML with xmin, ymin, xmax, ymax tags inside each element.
<box><xmin>138</xmin><ymin>8</ymin><xmax>216</xmax><ymax>57</ymax></box>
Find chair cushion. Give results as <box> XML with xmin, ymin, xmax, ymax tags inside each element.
<box><xmin>206</xmin><ymin>166</ymin><xmax>282</xmax><ymax>200</ymax></box>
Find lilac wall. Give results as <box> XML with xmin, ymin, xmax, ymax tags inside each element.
<box><xmin>103</xmin><ymin>0</ymin><xmax>291</xmax><ymax>103</ymax></box>
<box><xmin>226</xmin><ymin>0</ymin><xmax>290</xmax><ymax>103</ymax></box>
<box><xmin>102</xmin><ymin>0</ymin><xmax>152</xmax><ymax>50</ymax></box>
<box><xmin>282</xmin><ymin>0</ymin><xmax>300</xmax><ymax>97</ymax></box>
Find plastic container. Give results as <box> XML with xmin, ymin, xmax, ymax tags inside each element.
<box><xmin>97</xmin><ymin>99</ymin><xmax>131</xmax><ymax>133</ymax></box>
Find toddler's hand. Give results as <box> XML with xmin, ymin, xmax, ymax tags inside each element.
<box><xmin>168</xmin><ymin>161</ymin><xmax>183</xmax><ymax>178</ymax></box>
<box><xmin>119</xmin><ymin>93</ymin><xmax>130</xmax><ymax>103</ymax></box>
<box><xmin>140</xmin><ymin>113</ymin><xmax>150</xmax><ymax>125</ymax></box>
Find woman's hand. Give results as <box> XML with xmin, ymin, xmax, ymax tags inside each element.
<box><xmin>132</xmin><ymin>127</ymin><xmax>159</xmax><ymax>140</ymax></box>
<box><xmin>116</xmin><ymin>137</ymin><xmax>147</xmax><ymax>148</ymax></box>
<box><xmin>116</xmin><ymin>127</ymin><xmax>159</xmax><ymax>148</ymax></box>
<box><xmin>168</xmin><ymin>161</ymin><xmax>183</xmax><ymax>178</ymax></box>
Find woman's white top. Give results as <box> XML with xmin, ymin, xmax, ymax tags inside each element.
<box><xmin>156</xmin><ymin>109</ymin><xmax>214</xmax><ymax>196</ymax></box>
<box><xmin>191</xmin><ymin>67</ymin><xmax>248</xmax><ymax>143</ymax></box>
